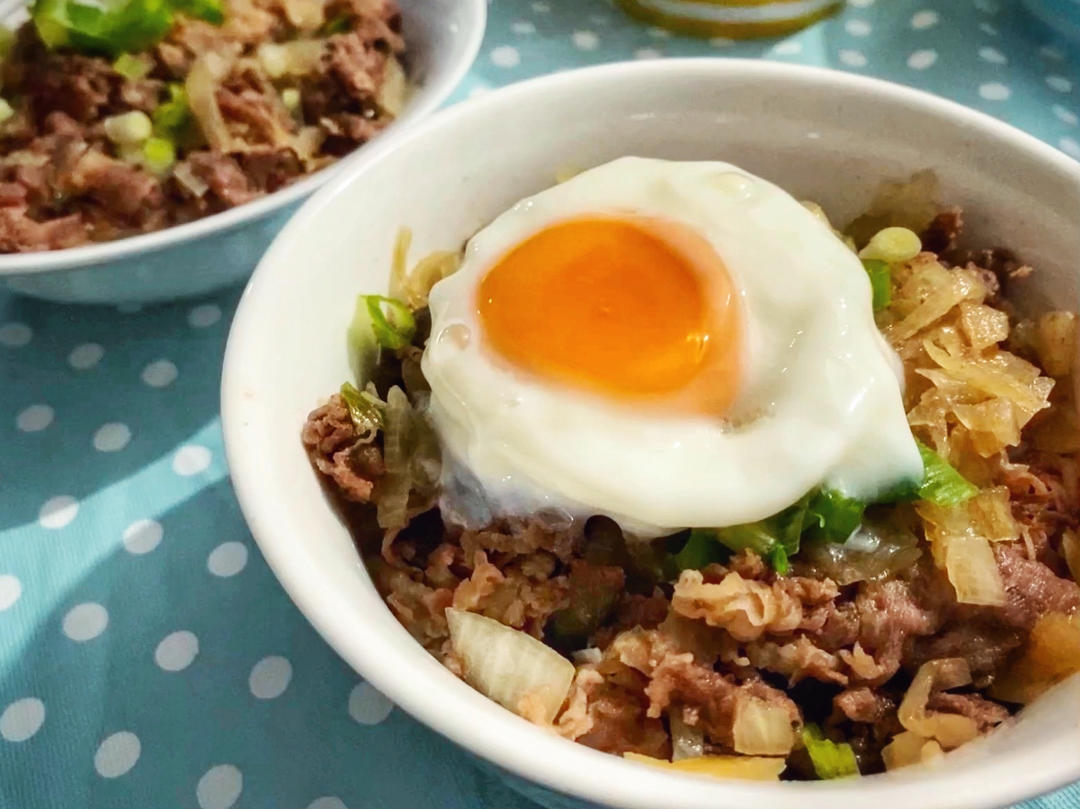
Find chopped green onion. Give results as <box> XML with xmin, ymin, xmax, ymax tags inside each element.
<box><xmin>320</xmin><ymin>13</ymin><xmax>351</xmax><ymax>34</ymax></box>
<box><xmin>802</xmin><ymin>724</ymin><xmax>860</xmax><ymax>779</ymax></box>
<box><xmin>339</xmin><ymin>381</ymin><xmax>383</xmax><ymax>434</ymax></box>
<box><xmin>806</xmin><ymin>489</ymin><xmax>866</xmax><ymax>544</ymax></box>
<box><xmin>860</xmin><ymin>226</ymin><xmax>922</xmax><ymax>264</ymax></box>
<box><xmin>915</xmin><ymin>440</ymin><xmax>978</xmax><ymax>506</ymax></box>
<box><xmin>768</xmin><ymin>545</ymin><xmax>790</xmax><ymax>576</ymax></box>
<box><xmin>152</xmin><ymin>83</ymin><xmax>191</xmax><ymax>137</ymax></box>
<box><xmin>362</xmin><ymin>294</ymin><xmax>416</xmax><ymax>351</ymax></box>
<box><xmin>33</xmin><ymin>0</ymin><xmax>176</xmax><ymax>56</ymax></box>
<box><xmin>0</xmin><ymin>98</ymin><xmax>13</xmax><ymax>125</ymax></box>
<box><xmin>862</xmin><ymin>258</ymin><xmax>891</xmax><ymax>312</ymax></box>
<box><xmin>170</xmin><ymin>0</ymin><xmax>223</xmax><ymax>24</ymax></box>
<box><xmin>141</xmin><ymin>136</ymin><xmax>175</xmax><ymax>174</ymax></box>
<box><xmin>281</xmin><ymin>87</ymin><xmax>301</xmax><ymax>114</ymax></box>
<box><xmin>32</xmin><ymin>0</ymin><xmax>221</xmax><ymax>56</ymax></box>
<box><xmin>714</xmin><ymin>523</ymin><xmax>786</xmax><ymax>560</ymax></box>
<box><xmin>673</xmin><ymin>528</ymin><xmax>728</xmax><ymax>572</ymax></box>
<box><xmin>103</xmin><ymin>110</ymin><xmax>152</xmax><ymax>144</ymax></box>
<box><xmin>112</xmin><ymin>52</ymin><xmax>153</xmax><ymax>79</ymax></box>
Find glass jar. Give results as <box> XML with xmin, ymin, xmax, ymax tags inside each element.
<box><xmin>617</xmin><ymin>0</ymin><xmax>842</xmax><ymax>38</ymax></box>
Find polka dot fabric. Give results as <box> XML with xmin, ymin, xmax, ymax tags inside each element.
<box><xmin>0</xmin><ymin>2</ymin><xmax>1076</xmax><ymax>808</ymax></box>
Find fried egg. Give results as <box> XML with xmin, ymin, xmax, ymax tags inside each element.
<box><xmin>421</xmin><ymin>158</ymin><xmax>922</xmax><ymax>536</ymax></box>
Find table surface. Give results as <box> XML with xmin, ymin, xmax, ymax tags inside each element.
<box><xmin>2</xmin><ymin>1</ymin><xmax>1079</xmax><ymax>808</ymax></box>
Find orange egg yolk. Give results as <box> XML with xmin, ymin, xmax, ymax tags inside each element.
<box><xmin>476</xmin><ymin>217</ymin><xmax>742</xmax><ymax>415</ymax></box>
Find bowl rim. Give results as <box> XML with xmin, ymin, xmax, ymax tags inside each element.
<box><xmin>223</xmin><ymin>58</ymin><xmax>1080</xmax><ymax>809</ymax></box>
<box><xmin>0</xmin><ymin>0</ymin><xmax>486</xmax><ymax>277</ymax></box>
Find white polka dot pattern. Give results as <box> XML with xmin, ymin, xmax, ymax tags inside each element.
<box><xmin>94</xmin><ymin>732</ymin><xmax>141</xmax><ymax>778</ymax></box>
<box><xmin>172</xmin><ymin>445</ymin><xmax>212</xmax><ymax>476</ymax></box>
<box><xmin>979</xmin><ymin>81</ymin><xmax>1011</xmax><ymax>101</ymax></box>
<box><xmin>0</xmin><ymin>322</ymin><xmax>32</xmax><ymax>347</ymax></box>
<box><xmin>93</xmin><ymin>422</ymin><xmax>131</xmax><ymax>453</ymax></box>
<box><xmin>16</xmin><ymin>404</ymin><xmax>54</xmax><ymax>432</ymax></box>
<box><xmin>62</xmin><ymin>602</ymin><xmax>108</xmax><ymax>642</ymax></box>
<box><xmin>187</xmin><ymin>304</ymin><xmax>222</xmax><ymax>328</ymax></box>
<box><xmin>0</xmin><ymin>698</ymin><xmax>45</xmax><ymax>742</ymax></box>
<box><xmin>68</xmin><ymin>343</ymin><xmax>104</xmax><ymax>369</ymax></box>
<box><xmin>155</xmin><ymin>631</ymin><xmax>199</xmax><ymax>672</ymax></box>
<box><xmin>0</xmin><ymin>575</ymin><xmax>21</xmax><ymax>611</ymax></box>
<box><xmin>196</xmin><ymin>764</ymin><xmax>243</xmax><ymax>809</ymax></box>
<box><xmin>248</xmin><ymin>656</ymin><xmax>292</xmax><ymax>700</ymax></box>
<box><xmin>141</xmin><ymin>359</ymin><xmax>178</xmax><ymax>388</ymax></box>
<box><xmin>38</xmin><ymin>496</ymin><xmax>78</xmax><ymax>529</ymax></box>
<box><xmin>347</xmin><ymin>682</ymin><xmax>394</xmax><ymax>725</ymax></box>
<box><xmin>122</xmin><ymin>519</ymin><xmax>163</xmax><ymax>554</ymax></box>
<box><xmin>207</xmin><ymin>542</ymin><xmax>248</xmax><ymax>577</ymax></box>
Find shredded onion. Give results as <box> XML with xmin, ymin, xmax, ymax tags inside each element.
<box><xmin>990</xmin><ymin>612</ymin><xmax>1080</xmax><ymax>704</ymax></box>
<box><xmin>1035</xmin><ymin>311</ymin><xmax>1077</xmax><ymax>378</ymax></box>
<box><xmin>186</xmin><ymin>53</ymin><xmax>232</xmax><ymax>151</ymax></box>
<box><xmin>388</xmin><ymin>227</ymin><xmax>461</xmax><ymax>310</ymax></box>
<box><xmin>944</xmin><ymin>534</ymin><xmax>1006</xmax><ymax>606</ymax></box>
<box><xmin>623</xmin><ymin>753</ymin><xmax>786</xmax><ymax>781</ymax></box>
<box><xmin>257</xmin><ymin>40</ymin><xmax>324</xmax><ymax>78</ymax></box>
<box><xmin>798</xmin><ymin>519</ymin><xmax>922</xmax><ymax>585</ymax></box>
<box><xmin>376</xmin><ymin>386</ymin><xmax>440</xmax><ymax>530</ymax></box>
<box><xmin>446</xmin><ymin>607</ymin><xmax>574</xmax><ymax>725</ymax></box>
<box><xmin>172</xmin><ymin>161</ymin><xmax>209</xmax><ymax>197</ymax></box>
<box><xmin>918</xmin><ymin>491</ymin><xmax>1012</xmax><ymax>607</ymax></box>
<box><xmin>898</xmin><ymin>659</ymin><xmax>979</xmax><ymax>749</ymax></box>
<box><xmin>732</xmin><ymin>695</ymin><xmax>796</xmax><ymax>756</ymax></box>
<box><xmin>377</xmin><ymin>55</ymin><xmax>408</xmax><ymax>117</ymax></box>
<box><xmin>571</xmin><ymin>647</ymin><xmax>602</xmax><ymax>666</ymax></box>
<box><xmin>881</xmin><ymin>730</ymin><xmax>944</xmax><ymax>771</ymax></box>
<box><xmin>669</xmin><ymin>712</ymin><xmax>704</xmax><ymax>761</ymax></box>
<box><xmin>958</xmin><ymin>302</ymin><xmax>1010</xmax><ymax>351</ymax></box>
<box><xmin>280</xmin><ymin>0</ymin><xmax>325</xmax><ymax>30</ymax></box>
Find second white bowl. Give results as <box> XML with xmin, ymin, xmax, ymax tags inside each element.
<box><xmin>0</xmin><ymin>0</ymin><xmax>485</xmax><ymax>304</ymax></box>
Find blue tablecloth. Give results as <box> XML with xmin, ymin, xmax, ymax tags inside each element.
<box><xmin>2</xmin><ymin>1</ymin><xmax>1079</xmax><ymax>807</ymax></box>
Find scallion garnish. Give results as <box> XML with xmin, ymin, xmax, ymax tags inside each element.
<box><xmin>339</xmin><ymin>381</ymin><xmax>383</xmax><ymax>434</ymax></box>
<box><xmin>915</xmin><ymin>440</ymin><xmax>978</xmax><ymax>506</ymax></box>
<box><xmin>805</xmin><ymin>488</ymin><xmax>866</xmax><ymax>544</ymax></box>
<box><xmin>862</xmin><ymin>258</ymin><xmax>891</xmax><ymax>312</ymax></box>
<box><xmin>361</xmin><ymin>294</ymin><xmax>416</xmax><ymax>351</ymax></box>
<box><xmin>802</xmin><ymin>724</ymin><xmax>860</xmax><ymax>779</ymax></box>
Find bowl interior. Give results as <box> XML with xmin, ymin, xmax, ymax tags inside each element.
<box><xmin>224</xmin><ymin>61</ymin><xmax>1080</xmax><ymax>809</ymax></box>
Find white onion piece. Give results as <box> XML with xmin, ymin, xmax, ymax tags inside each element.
<box><xmin>571</xmin><ymin>647</ymin><xmax>602</xmax><ymax>666</ymax></box>
<box><xmin>377</xmin><ymin>56</ymin><xmax>408</xmax><ymax>117</ymax></box>
<box><xmin>446</xmin><ymin>607</ymin><xmax>574</xmax><ymax>725</ymax></box>
<box><xmin>943</xmin><ymin>534</ymin><xmax>1006</xmax><ymax>607</ymax></box>
<box><xmin>898</xmin><ymin>659</ymin><xmax>979</xmax><ymax>749</ymax></box>
<box><xmin>173</xmin><ymin>162</ymin><xmax>209</xmax><ymax>197</ymax></box>
<box><xmin>670</xmin><ymin>712</ymin><xmax>704</xmax><ymax>761</ymax></box>
<box><xmin>186</xmin><ymin>53</ymin><xmax>232</xmax><ymax>151</ymax></box>
<box><xmin>732</xmin><ymin>695</ymin><xmax>795</xmax><ymax>756</ymax></box>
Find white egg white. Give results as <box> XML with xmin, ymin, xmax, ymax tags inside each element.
<box><xmin>421</xmin><ymin>157</ymin><xmax>923</xmax><ymax>536</ymax></box>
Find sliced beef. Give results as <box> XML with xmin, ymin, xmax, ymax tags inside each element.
<box><xmin>994</xmin><ymin>541</ymin><xmax>1080</xmax><ymax>629</ymax></box>
<box><xmin>301</xmin><ymin>393</ymin><xmax>384</xmax><ymax>502</ymax></box>
<box><xmin>926</xmin><ymin>692</ymin><xmax>1010</xmax><ymax>733</ymax></box>
<box><xmin>182</xmin><ymin>153</ymin><xmax>257</xmax><ymax>208</ymax></box>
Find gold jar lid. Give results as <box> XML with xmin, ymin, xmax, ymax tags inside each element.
<box><xmin>617</xmin><ymin>0</ymin><xmax>841</xmax><ymax>38</ymax></box>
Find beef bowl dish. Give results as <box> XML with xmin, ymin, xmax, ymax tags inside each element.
<box><xmin>222</xmin><ymin>60</ymin><xmax>1080</xmax><ymax>809</ymax></box>
<box><xmin>0</xmin><ymin>0</ymin><xmax>483</xmax><ymax>303</ymax></box>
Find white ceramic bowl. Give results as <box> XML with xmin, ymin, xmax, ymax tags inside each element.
<box><xmin>0</xmin><ymin>0</ymin><xmax>485</xmax><ymax>305</ymax></box>
<box><xmin>223</xmin><ymin>60</ymin><xmax>1080</xmax><ymax>809</ymax></box>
